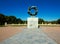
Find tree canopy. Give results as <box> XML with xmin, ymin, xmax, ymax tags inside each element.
<box><xmin>0</xmin><ymin>14</ymin><xmax>5</xmax><ymax>25</ymax></box>
<box><xmin>0</xmin><ymin>13</ymin><xmax>60</xmax><ymax>25</ymax></box>
<box><xmin>0</xmin><ymin>14</ymin><xmax>23</xmax><ymax>25</ymax></box>
<box><xmin>38</xmin><ymin>18</ymin><xmax>44</xmax><ymax>24</ymax></box>
<box><xmin>57</xmin><ymin>19</ymin><xmax>60</xmax><ymax>24</ymax></box>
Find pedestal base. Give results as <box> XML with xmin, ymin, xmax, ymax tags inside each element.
<box><xmin>27</xmin><ymin>17</ymin><xmax>38</xmax><ymax>28</ymax></box>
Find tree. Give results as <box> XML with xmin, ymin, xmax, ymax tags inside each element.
<box><xmin>7</xmin><ymin>16</ymin><xmax>17</xmax><ymax>24</ymax></box>
<box><xmin>0</xmin><ymin>14</ymin><xmax>5</xmax><ymax>25</ymax></box>
<box><xmin>22</xmin><ymin>20</ymin><xmax>27</xmax><ymax>24</ymax></box>
<box><xmin>57</xmin><ymin>19</ymin><xmax>60</xmax><ymax>24</ymax></box>
<box><xmin>16</xmin><ymin>18</ymin><xmax>23</xmax><ymax>24</ymax></box>
<box><xmin>51</xmin><ymin>21</ymin><xmax>57</xmax><ymax>24</ymax></box>
<box><xmin>38</xmin><ymin>18</ymin><xmax>44</xmax><ymax>24</ymax></box>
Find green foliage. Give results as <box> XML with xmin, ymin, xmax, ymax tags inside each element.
<box><xmin>23</xmin><ymin>20</ymin><xmax>27</xmax><ymax>24</ymax></box>
<box><xmin>7</xmin><ymin>16</ymin><xmax>16</xmax><ymax>24</ymax></box>
<box><xmin>57</xmin><ymin>19</ymin><xmax>60</xmax><ymax>24</ymax></box>
<box><xmin>0</xmin><ymin>14</ymin><xmax>5</xmax><ymax>25</ymax></box>
<box><xmin>0</xmin><ymin>13</ymin><xmax>60</xmax><ymax>25</ymax></box>
<box><xmin>0</xmin><ymin>14</ymin><xmax>23</xmax><ymax>25</ymax></box>
<box><xmin>38</xmin><ymin>18</ymin><xmax>44</xmax><ymax>24</ymax></box>
<box><xmin>51</xmin><ymin>21</ymin><xmax>57</xmax><ymax>24</ymax></box>
<box><xmin>16</xmin><ymin>18</ymin><xmax>23</xmax><ymax>24</ymax></box>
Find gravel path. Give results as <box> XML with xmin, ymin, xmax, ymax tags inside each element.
<box><xmin>0</xmin><ymin>28</ymin><xmax>57</xmax><ymax>44</ymax></box>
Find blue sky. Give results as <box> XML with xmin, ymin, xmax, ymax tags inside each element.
<box><xmin>0</xmin><ymin>0</ymin><xmax>60</xmax><ymax>21</ymax></box>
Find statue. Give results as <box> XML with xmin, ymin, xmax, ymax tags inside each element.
<box><xmin>27</xmin><ymin>6</ymin><xmax>38</xmax><ymax>28</ymax></box>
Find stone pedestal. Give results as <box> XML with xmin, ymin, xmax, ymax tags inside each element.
<box><xmin>5</xmin><ymin>22</ymin><xmax>7</xmax><ymax>26</ymax></box>
<box><xmin>27</xmin><ymin>17</ymin><xmax>38</xmax><ymax>28</ymax></box>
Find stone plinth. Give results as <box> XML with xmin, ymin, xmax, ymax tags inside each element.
<box><xmin>27</xmin><ymin>17</ymin><xmax>38</xmax><ymax>28</ymax></box>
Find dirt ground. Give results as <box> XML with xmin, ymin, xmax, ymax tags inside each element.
<box><xmin>41</xmin><ymin>26</ymin><xmax>60</xmax><ymax>44</ymax></box>
<box><xmin>0</xmin><ymin>26</ymin><xmax>26</xmax><ymax>42</ymax></box>
<box><xmin>0</xmin><ymin>26</ymin><xmax>60</xmax><ymax>44</ymax></box>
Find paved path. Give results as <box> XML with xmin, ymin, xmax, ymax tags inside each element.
<box><xmin>0</xmin><ymin>28</ymin><xmax>57</xmax><ymax>44</ymax></box>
